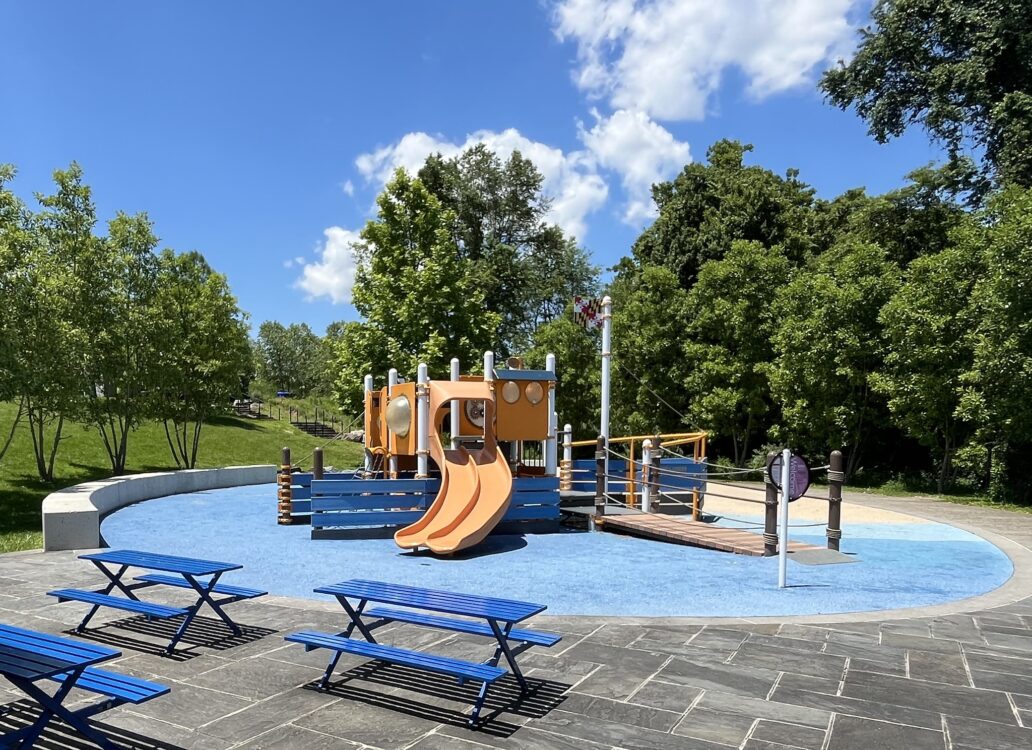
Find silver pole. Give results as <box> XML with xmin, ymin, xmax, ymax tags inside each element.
<box><xmin>600</xmin><ymin>296</ymin><xmax>612</xmax><ymax>496</ymax></box>
<box><xmin>545</xmin><ymin>353</ymin><xmax>557</xmax><ymax>476</ymax></box>
<box><xmin>416</xmin><ymin>363</ymin><xmax>429</xmax><ymax>478</ymax></box>
<box><xmin>642</xmin><ymin>439</ymin><xmax>653</xmax><ymax>513</ymax></box>
<box><xmin>450</xmin><ymin>357</ymin><xmax>460</xmax><ymax>449</ymax></box>
<box><xmin>387</xmin><ymin>368</ymin><xmax>398</xmax><ymax>478</ymax></box>
<box><xmin>778</xmin><ymin>447</ymin><xmax>791</xmax><ymax>588</ymax></box>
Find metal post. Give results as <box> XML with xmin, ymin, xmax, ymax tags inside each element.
<box><xmin>561</xmin><ymin>423</ymin><xmax>573</xmax><ymax>490</ymax></box>
<box><xmin>642</xmin><ymin>439</ymin><xmax>653</xmax><ymax>514</ymax></box>
<box><xmin>593</xmin><ymin>434</ymin><xmax>606</xmax><ymax>530</ymax></box>
<box><xmin>545</xmin><ymin>353</ymin><xmax>557</xmax><ymax>476</ymax></box>
<box><xmin>312</xmin><ymin>447</ymin><xmax>324</xmax><ymax>480</ymax></box>
<box><xmin>827</xmin><ymin>450</ymin><xmax>844</xmax><ymax>551</ymax></box>
<box><xmin>387</xmin><ymin>368</ymin><xmax>398</xmax><ymax>478</ymax></box>
<box><xmin>450</xmin><ymin>358</ymin><xmax>461</xmax><ymax>449</ymax></box>
<box><xmin>277</xmin><ymin>447</ymin><xmax>293</xmax><ymax>525</ymax></box>
<box><xmin>600</xmin><ymin>296</ymin><xmax>612</xmax><ymax>498</ymax></box>
<box><xmin>416</xmin><ymin>363</ymin><xmax>429</xmax><ymax>479</ymax></box>
<box><xmin>363</xmin><ymin>374</ymin><xmax>373</xmax><ymax>473</ymax></box>
<box><xmin>763</xmin><ymin>451</ymin><xmax>778</xmax><ymax>556</ymax></box>
<box><xmin>652</xmin><ymin>434</ymin><xmax>662</xmax><ymax>513</ymax></box>
<box><xmin>778</xmin><ymin>447</ymin><xmax>791</xmax><ymax>589</ymax></box>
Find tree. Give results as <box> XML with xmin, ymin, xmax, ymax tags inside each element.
<box><xmin>632</xmin><ymin>140</ymin><xmax>818</xmax><ymax>287</ymax></box>
<box><xmin>419</xmin><ymin>145</ymin><xmax>598</xmax><ymax>354</ymax></box>
<box><xmin>769</xmin><ymin>241</ymin><xmax>900</xmax><ymax>477</ymax></box>
<box><xmin>525</xmin><ymin>315</ymin><xmax>600</xmax><ymax>441</ymax></box>
<box><xmin>957</xmin><ymin>187</ymin><xmax>1032</xmax><ymax>501</ymax></box>
<box><xmin>81</xmin><ymin>212</ymin><xmax>160</xmax><ymax>473</ymax></box>
<box><xmin>873</xmin><ymin>236</ymin><xmax>981</xmax><ymax>491</ymax></box>
<box><xmin>333</xmin><ymin>170</ymin><xmax>500</xmax><ymax>410</ymax></box>
<box><xmin>607</xmin><ymin>264</ymin><xmax>691</xmax><ymax>436</ymax></box>
<box><xmin>151</xmin><ymin>250</ymin><xmax>251</xmax><ymax>468</ymax></box>
<box><xmin>0</xmin><ymin>165</ymin><xmax>27</xmax><ymax>465</ymax></box>
<box><xmin>822</xmin><ymin>0</ymin><xmax>1032</xmax><ymax>197</ymax></box>
<box><xmin>255</xmin><ymin>321</ymin><xmax>325</xmax><ymax>396</ymax></box>
<box><xmin>682</xmin><ymin>242</ymin><xmax>792</xmax><ymax>465</ymax></box>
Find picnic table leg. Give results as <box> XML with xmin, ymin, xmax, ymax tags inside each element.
<box><xmin>486</xmin><ymin>620</ymin><xmax>529</xmax><ymax>692</ymax></box>
<box><xmin>165</xmin><ymin>573</ymin><xmax>237</xmax><ymax>654</ymax></box>
<box><xmin>6</xmin><ymin>669</ymin><xmax>121</xmax><ymax>750</ymax></box>
<box><xmin>319</xmin><ymin>598</ymin><xmax>370</xmax><ymax>689</ymax></box>
<box><xmin>77</xmin><ymin>564</ymin><xmax>133</xmax><ymax>633</ymax></box>
<box><xmin>336</xmin><ymin>596</ymin><xmax>376</xmax><ymax>643</ymax></box>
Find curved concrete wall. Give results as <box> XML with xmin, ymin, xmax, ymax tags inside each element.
<box><xmin>42</xmin><ymin>465</ymin><xmax>276</xmax><ymax>551</ymax></box>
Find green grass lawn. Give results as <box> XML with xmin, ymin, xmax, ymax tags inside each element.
<box><xmin>847</xmin><ymin>478</ymin><xmax>1032</xmax><ymax>515</ymax></box>
<box><xmin>0</xmin><ymin>401</ymin><xmax>364</xmax><ymax>553</ymax></box>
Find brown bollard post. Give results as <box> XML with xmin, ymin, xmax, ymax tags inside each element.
<box><xmin>594</xmin><ymin>435</ymin><xmax>606</xmax><ymax>526</ymax></box>
<box><xmin>827</xmin><ymin>450</ymin><xmax>844</xmax><ymax>551</ymax></box>
<box><xmin>313</xmin><ymin>447</ymin><xmax>324</xmax><ymax>480</ymax></box>
<box><xmin>277</xmin><ymin>446</ymin><xmax>293</xmax><ymax>525</ymax></box>
<box><xmin>763</xmin><ymin>451</ymin><xmax>778</xmax><ymax>556</ymax></box>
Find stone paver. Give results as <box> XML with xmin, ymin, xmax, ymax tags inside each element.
<box><xmin>1</xmin><ymin>492</ymin><xmax>1032</xmax><ymax>748</ymax></box>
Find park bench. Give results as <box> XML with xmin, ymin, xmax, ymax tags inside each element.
<box><xmin>284</xmin><ymin>579</ymin><xmax>560</xmax><ymax>725</ymax></box>
<box><xmin>0</xmin><ymin>623</ymin><xmax>169</xmax><ymax>749</ymax></box>
<box><xmin>47</xmin><ymin>549</ymin><xmax>266</xmax><ymax>654</ymax></box>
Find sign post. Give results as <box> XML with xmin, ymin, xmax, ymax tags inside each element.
<box><xmin>767</xmin><ymin>450</ymin><xmax>812</xmax><ymax>589</ymax></box>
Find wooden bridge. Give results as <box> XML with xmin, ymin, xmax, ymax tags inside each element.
<box><xmin>596</xmin><ymin>512</ymin><xmax>821</xmax><ymax>557</ymax></box>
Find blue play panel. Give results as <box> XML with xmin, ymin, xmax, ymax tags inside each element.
<box><xmin>100</xmin><ymin>484</ymin><xmax>1013</xmax><ymax>617</ymax></box>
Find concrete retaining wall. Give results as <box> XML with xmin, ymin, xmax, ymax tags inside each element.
<box><xmin>41</xmin><ymin>465</ymin><xmax>276</xmax><ymax>551</ymax></box>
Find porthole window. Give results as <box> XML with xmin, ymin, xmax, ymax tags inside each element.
<box><xmin>386</xmin><ymin>395</ymin><xmax>411</xmax><ymax>437</ymax></box>
<box><xmin>525</xmin><ymin>381</ymin><xmax>544</xmax><ymax>405</ymax></box>
<box><xmin>502</xmin><ymin>380</ymin><xmax>520</xmax><ymax>404</ymax></box>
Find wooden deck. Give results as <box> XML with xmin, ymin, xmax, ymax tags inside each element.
<box><xmin>596</xmin><ymin>513</ymin><xmax>821</xmax><ymax>556</ymax></box>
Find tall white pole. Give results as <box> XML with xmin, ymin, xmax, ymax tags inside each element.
<box><xmin>562</xmin><ymin>423</ymin><xmax>573</xmax><ymax>490</ymax></box>
<box><xmin>545</xmin><ymin>353</ymin><xmax>557</xmax><ymax>476</ymax></box>
<box><xmin>387</xmin><ymin>368</ymin><xmax>398</xmax><ymax>478</ymax></box>
<box><xmin>600</xmin><ymin>295</ymin><xmax>613</xmax><ymax>496</ymax></box>
<box><xmin>363</xmin><ymin>374</ymin><xmax>373</xmax><ymax>474</ymax></box>
<box><xmin>642</xmin><ymin>439</ymin><xmax>653</xmax><ymax>513</ymax></box>
<box><xmin>416</xmin><ymin>363</ymin><xmax>429</xmax><ymax>478</ymax></box>
<box><xmin>450</xmin><ymin>358</ymin><xmax>461</xmax><ymax>449</ymax></box>
<box><xmin>778</xmin><ymin>447</ymin><xmax>791</xmax><ymax>589</ymax></box>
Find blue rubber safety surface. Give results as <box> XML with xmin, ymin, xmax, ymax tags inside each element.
<box><xmin>100</xmin><ymin>484</ymin><xmax>1014</xmax><ymax>617</ymax></box>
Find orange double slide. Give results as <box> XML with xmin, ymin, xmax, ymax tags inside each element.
<box><xmin>394</xmin><ymin>381</ymin><xmax>513</xmax><ymax>555</ymax></box>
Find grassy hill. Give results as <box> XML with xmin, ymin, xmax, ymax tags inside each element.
<box><xmin>0</xmin><ymin>401</ymin><xmax>364</xmax><ymax>553</ymax></box>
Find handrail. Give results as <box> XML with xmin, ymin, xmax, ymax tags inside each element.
<box><xmin>571</xmin><ymin>431</ymin><xmax>706</xmax><ymax>448</ymax></box>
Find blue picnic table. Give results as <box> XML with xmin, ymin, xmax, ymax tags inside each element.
<box><xmin>0</xmin><ymin>623</ymin><xmax>168</xmax><ymax>749</ymax></box>
<box><xmin>285</xmin><ymin>579</ymin><xmax>561</xmax><ymax>725</ymax></box>
<box><xmin>47</xmin><ymin>549</ymin><xmax>266</xmax><ymax>655</ymax></box>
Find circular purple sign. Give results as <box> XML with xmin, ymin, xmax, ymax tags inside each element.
<box><xmin>767</xmin><ymin>454</ymin><xmax>811</xmax><ymax>502</ymax></box>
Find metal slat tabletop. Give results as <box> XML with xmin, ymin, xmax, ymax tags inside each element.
<box><xmin>79</xmin><ymin>549</ymin><xmax>241</xmax><ymax>576</ymax></box>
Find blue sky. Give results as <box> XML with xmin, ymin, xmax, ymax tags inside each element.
<box><xmin>1</xmin><ymin>1</ymin><xmax>943</xmax><ymax>335</ymax></box>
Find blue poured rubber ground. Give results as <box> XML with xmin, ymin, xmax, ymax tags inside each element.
<box><xmin>100</xmin><ymin>484</ymin><xmax>1013</xmax><ymax>617</ymax></box>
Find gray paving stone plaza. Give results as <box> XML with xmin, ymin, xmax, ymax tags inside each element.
<box><xmin>2</xmin><ymin>492</ymin><xmax>1032</xmax><ymax>749</ymax></box>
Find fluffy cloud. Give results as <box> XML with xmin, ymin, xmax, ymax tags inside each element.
<box><xmin>553</xmin><ymin>0</ymin><xmax>858</xmax><ymax>121</ymax></box>
<box><xmin>355</xmin><ymin>128</ymin><xmax>608</xmax><ymax>239</ymax></box>
<box><xmin>341</xmin><ymin>179</ymin><xmax>355</xmax><ymax>196</ymax></box>
<box><xmin>579</xmin><ymin>108</ymin><xmax>690</xmax><ymax>222</ymax></box>
<box><xmin>295</xmin><ymin>227</ymin><xmax>362</xmax><ymax>304</ymax></box>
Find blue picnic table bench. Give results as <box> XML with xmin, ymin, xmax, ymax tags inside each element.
<box><xmin>0</xmin><ymin>623</ymin><xmax>169</xmax><ymax>749</ymax></box>
<box><xmin>285</xmin><ymin>579</ymin><xmax>561</xmax><ymax>726</ymax></box>
<box><xmin>46</xmin><ymin>549</ymin><xmax>266</xmax><ymax>655</ymax></box>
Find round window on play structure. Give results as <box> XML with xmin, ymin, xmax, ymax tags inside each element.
<box><xmin>502</xmin><ymin>381</ymin><xmax>520</xmax><ymax>404</ymax></box>
<box><xmin>386</xmin><ymin>395</ymin><xmax>411</xmax><ymax>437</ymax></box>
<box><xmin>525</xmin><ymin>381</ymin><xmax>544</xmax><ymax>405</ymax></box>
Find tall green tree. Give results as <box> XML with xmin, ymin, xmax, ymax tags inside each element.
<box><xmin>256</xmin><ymin>321</ymin><xmax>325</xmax><ymax>396</ymax></box>
<box><xmin>873</xmin><ymin>237</ymin><xmax>981</xmax><ymax>492</ymax></box>
<box><xmin>0</xmin><ymin>165</ymin><xmax>27</xmax><ymax>465</ymax></box>
<box><xmin>632</xmin><ymin>140</ymin><xmax>818</xmax><ymax>287</ymax></box>
<box><xmin>419</xmin><ymin>145</ymin><xmax>598</xmax><ymax>354</ymax></box>
<box><xmin>526</xmin><ymin>314</ymin><xmax>600</xmax><ymax>441</ymax></box>
<box><xmin>957</xmin><ymin>187</ymin><xmax>1032</xmax><ymax>501</ymax></box>
<box><xmin>769</xmin><ymin>242</ymin><xmax>900</xmax><ymax>477</ymax></box>
<box><xmin>151</xmin><ymin>250</ymin><xmax>251</xmax><ymax>468</ymax></box>
<box><xmin>822</xmin><ymin>0</ymin><xmax>1032</xmax><ymax>197</ymax></box>
<box><xmin>682</xmin><ymin>242</ymin><xmax>792</xmax><ymax>464</ymax></box>
<box><xmin>608</xmin><ymin>265</ymin><xmax>691</xmax><ymax>436</ymax></box>
<box><xmin>82</xmin><ymin>212</ymin><xmax>160</xmax><ymax>473</ymax></box>
<box><xmin>333</xmin><ymin>170</ymin><xmax>500</xmax><ymax>412</ymax></box>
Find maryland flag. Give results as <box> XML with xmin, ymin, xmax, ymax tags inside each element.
<box><xmin>573</xmin><ymin>296</ymin><xmax>604</xmax><ymax>329</ymax></box>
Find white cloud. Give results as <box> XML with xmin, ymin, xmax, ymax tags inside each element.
<box><xmin>341</xmin><ymin>180</ymin><xmax>355</xmax><ymax>196</ymax></box>
<box><xmin>579</xmin><ymin>108</ymin><xmax>690</xmax><ymax>222</ymax></box>
<box><xmin>295</xmin><ymin>227</ymin><xmax>362</xmax><ymax>304</ymax></box>
<box><xmin>553</xmin><ymin>0</ymin><xmax>858</xmax><ymax>121</ymax></box>
<box><xmin>355</xmin><ymin>128</ymin><xmax>608</xmax><ymax>239</ymax></box>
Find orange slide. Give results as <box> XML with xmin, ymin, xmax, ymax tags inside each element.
<box><xmin>394</xmin><ymin>381</ymin><xmax>514</xmax><ymax>554</ymax></box>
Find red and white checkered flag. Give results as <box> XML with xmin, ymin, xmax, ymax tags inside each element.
<box><xmin>573</xmin><ymin>296</ymin><xmax>604</xmax><ymax>329</ymax></box>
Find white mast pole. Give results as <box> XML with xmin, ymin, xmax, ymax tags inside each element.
<box><xmin>450</xmin><ymin>358</ymin><xmax>461</xmax><ymax>449</ymax></box>
<box><xmin>600</xmin><ymin>295</ymin><xmax>613</xmax><ymax>496</ymax></box>
<box><xmin>387</xmin><ymin>368</ymin><xmax>398</xmax><ymax>478</ymax></box>
<box><xmin>778</xmin><ymin>447</ymin><xmax>792</xmax><ymax>589</ymax></box>
<box><xmin>546</xmin><ymin>353</ymin><xmax>557</xmax><ymax>476</ymax></box>
<box><xmin>363</xmin><ymin>374</ymin><xmax>373</xmax><ymax>474</ymax></box>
